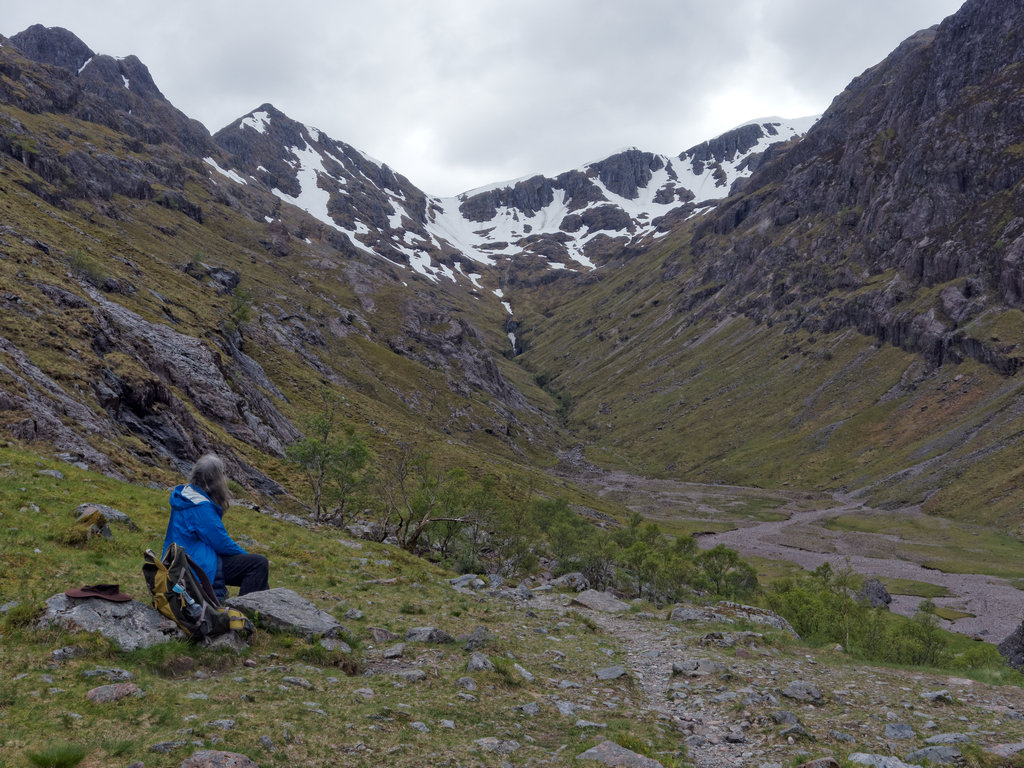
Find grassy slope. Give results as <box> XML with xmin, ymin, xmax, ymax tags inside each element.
<box><xmin>6</xmin><ymin>445</ymin><xmax>1024</xmax><ymax>768</ymax></box>
<box><xmin>0</xmin><ymin>444</ymin><xmax>679</xmax><ymax>767</ymax></box>
<box><xmin>515</xmin><ymin>227</ymin><xmax>1024</xmax><ymax>530</ymax></box>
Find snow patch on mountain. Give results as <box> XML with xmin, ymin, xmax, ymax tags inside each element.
<box><xmin>219</xmin><ymin>106</ymin><xmax>816</xmax><ymax>288</ymax></box>
<box><xmin>204</xmin><ymin>157</ymin><xmax>248</xmax><ymax>185</ymax></box>
<box><xmin>240</xmin><ymin>111</ymin><xmax>271</xmax><ymax>134</ymax></box>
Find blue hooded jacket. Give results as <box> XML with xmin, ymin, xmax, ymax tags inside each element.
<box><xmin>163</xmin><ymin>484</ymin><xmax>247</xmax><ymax>588</ymax></box>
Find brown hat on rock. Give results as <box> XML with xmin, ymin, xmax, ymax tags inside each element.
<box><xmin>65</xmin><ymin>584</ymin><xmax>131</xmax><ymax>602</ymax></box>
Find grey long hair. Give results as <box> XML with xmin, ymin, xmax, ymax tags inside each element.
<box><xmin>188</xmin><ymin>453</ymin><xmax>230</xmax><ymax>510</ymax></box>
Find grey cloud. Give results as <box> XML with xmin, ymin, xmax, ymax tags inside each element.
<box><xmin>5</xmin><ymin>0</ymin><xmax>966</xmax><ymax>195</ymax></box>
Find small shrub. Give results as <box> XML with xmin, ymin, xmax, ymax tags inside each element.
<box><xmin>27</xmin><ymin>743</ymin><xmax>86</xmax><ymax>768</ymax></box>
<box><xmin>490</xmin><ymin>657</ymin><xmax>523</xmax><ymax>687</ymax></box>
<box><xmin>1</xmin><ymin>600</ymin><xmax>41</xmax><ymax>629</ymax></box>
<box><xmin>952</xmin><ymin>643</ymin><xmax>1004</xmax><ymax>671</ymax></box>
<box><xmin>68</xmin><ymin>251</ymin><xmax>107</xmax><ymax>288</ymax></box>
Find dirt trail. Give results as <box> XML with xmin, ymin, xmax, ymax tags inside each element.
<box><xmin>574</xmin><ymin>470</ymin><xmax>1024</xmax><ymax>643</ymax></box>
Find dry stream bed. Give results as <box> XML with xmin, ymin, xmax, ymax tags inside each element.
<box><xmin>576</xmin><ymin>470</ymin><xmax>1024</xmax><ymax>643</ymax></box>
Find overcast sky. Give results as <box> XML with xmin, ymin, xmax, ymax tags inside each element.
<box><xmin>4</xmin><ymin>0</ymin><xmax>966</xmax><ymax>197</ymax></box>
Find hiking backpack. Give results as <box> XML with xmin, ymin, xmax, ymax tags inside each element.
<box><xmin>143</xmin><ymin>544</ymin><xmax>253</xmax><ymax>642</ymax></box>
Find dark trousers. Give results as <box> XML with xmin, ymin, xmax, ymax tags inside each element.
<box><xmin>217</xmin><ymin>553</ymin><xmax>270</xmax><ymax>600</ymax></box>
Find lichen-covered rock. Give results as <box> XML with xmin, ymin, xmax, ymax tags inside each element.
<box><xmin>178</xmin><ymin>751</ymin><xmax>260</xmax><ymax>768</ymax></box>
<box><xmin>86</xmin><ymin>682</ymin><xmax>144</xmax><ymax>703</ymax></box>
<box><xmin>226</xmin><ymin>588</ymin><xmax>342</xmax><ymax>638</ymax></box>
<box><xmin>73</xmin><ymin>502</ymin><xmax>137</xmax><ymax>530</ymax></box>
<box><xmin>38</xmin><ymin>593</ymin><xmax>181</xmax><ymax>651</ymax></box>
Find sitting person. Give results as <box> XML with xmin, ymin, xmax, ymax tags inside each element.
<box><xmin>164</xmin><ymin>453</ymin><xmax>269</xmax><ymax>601</ymax></box>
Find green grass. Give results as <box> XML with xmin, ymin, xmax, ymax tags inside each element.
<box><xmin>0</xmin><ymin>442</ymin><xmax>682</xmax><ymax>768</ymax></box>
<box><xmin>824</xmin><ymin>512</ymin><xmax>1024</xmax><ymax>580</ymax></box>
<box><xmin>880</xmin><ymin>578</ymin><xmax>951</xmax><ymax>599</ymax></box>
<box><xmin>26</xmin><ymin>744</ymin><xmax>86</xmax><ymax>768</ymax></box>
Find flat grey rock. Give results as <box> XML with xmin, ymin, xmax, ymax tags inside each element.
<box><xmin>383</xmin><ymin>643</ymin><xmax>405</xmax><ymax>659</ymax></box>
<box><xmin>595</xmin><ymin>665</ymin><xmax>627</xmax><ymax>681</ymax></box>
<box><xmin>474</xmin><ymin>737</ymin><xmax>520</xmax><ymax>755</ymax></box>
<box><xmin>924</xmin><ymin>733</ymin><xmax>971</xmax><ymax>745</ymax></box>
<box><xmin>782</xmin><ymin>680</ymin><xmax>823</xmax><ymax>703</ymax></box>
<box><xmin>576</xmin><ymin>740</ymin><xmax>664</xmax><ymax>767</ymax></box>
<box><xmin>885</xmin><ymin>723</ymin><xmax>915</xmax><ymax>740</ymax></box>
<box><xmin>466</xmin><ymin>652</ymin><xmax>494</xmax><ymax>672</ymax></box>
<box><xmin>320</xmin><ymin>637</ymin><xmax>351</xmax><ymax>653</ymax></box>
<box><xmin>904</xmin><ymin>746</ymin><xmax>961</xmax><ymax>765</ymax></box>
<box><xmin>848</xmin><ymin>754</ymin><xmax>921</xmax><ymax>768</ymax></box>
<box><xmin>571</xmin><ymin>590</ymin><xmax>629</xmax><ymax>613</ymax></box>
<box><xmin>393</xmin><ymin>668</ymin><xmax>427</xmax><ymax>683</ymax></box>
<box><xmin>226</xmin><ymin>588</ymin><xmax>342</xmax><ymax>638</ymax></box>
<box><xmin>38</xmin><ymin>593</ymin><xmax>180</xmax><ymax>651</ymax></box>
<box><xmin>405</xmin><ymin>626</ymin><xmax>455</xmax><ymax>643</ymax></box>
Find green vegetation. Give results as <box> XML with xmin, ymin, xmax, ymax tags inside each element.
<box><xmin>286</xmin><ymin>391</ymin><xmax>371</xmax><ymax>523</ymax></box>
<box><xmin>824</xmin><ymin>513</ymin><xmax>1024</xmax><ymax>580</ymax></box>
<box><xmin>764</xmin><ymin>564</ymin><xmax>1019</xmax><ymax>678</ymax></box>
<box><xmin>0</xmin><ymin>442</ymin><xmax>686</xmax><ymax>767</ymax></box>
<box><xmin>26</xmin><ymin>744</ymin><xmax>86</xmax><ymax>768</ymax></box>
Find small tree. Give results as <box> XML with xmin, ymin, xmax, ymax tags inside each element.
<box><xmin>694</xmin><ymin>544</ymin><xmax>759</xmax><ymax>599</ymax></box>
<box><xmin>375</xmin><ymin>447</ymin><xmax>472</xmax><ymax>552</ymax></box>
<box><xmin>227</xmin><ymin>286</ymin><xmax>254</xmax><ymax>335</ymax></box>
<box><xmin>286</xmin><ymin>392</ymin><xmax>370</xmax><ymax>524</ymax></box>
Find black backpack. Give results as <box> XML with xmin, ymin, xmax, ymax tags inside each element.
<box><xmin>143</xmin><ymin>544</ymin><xmax>253</xmax><ymax>642</ymax></box>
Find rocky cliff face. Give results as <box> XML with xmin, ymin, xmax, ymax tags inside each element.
<box><xmin>679</xmin><ymin>0</ymin><xmax>1024</xmax><ymax>373</ymax></box>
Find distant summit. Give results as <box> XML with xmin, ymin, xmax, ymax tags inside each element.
<box><xmin>211</xmin><ymin>107</ymin><xmax>817</xmax><ymax>281</ymax></box>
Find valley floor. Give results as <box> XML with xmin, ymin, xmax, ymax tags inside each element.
<box><xmin>571</xmin><ymin>470</ymin><xmax>1024</xmax><ymax>643</ymax></box>
<box><xmin>700</xmin><ymin>499</ymin><xmax>1024</xmax><ymax>642</ymax></box>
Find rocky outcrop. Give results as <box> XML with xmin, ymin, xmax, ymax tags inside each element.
<box><xmin>998</xmin><ymin>621</ymin><xmax>1024</xmax><ymax>670</ymax></box>
<box><xmin>678</xmin><ymin>0</ymin><xmax>1024</xmax><ymax>375</ymax></box>
<box><xmin>7</xmin><ymin>25</ymin><xmax>215</xmax><ymax>159</ymax></box>
<box><xmin>388</xmin><ymin>299</ymin><xmax>531</xmax><ymax>413</ymax></box>
<box><xmin>88</xmin><ymin>287</ymin><xmax>299</xmax><ymax>460</ymax></box>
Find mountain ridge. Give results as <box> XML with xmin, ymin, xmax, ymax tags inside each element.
<box><xmin>2</xmin><ymin>0</ymin><xmax>1024</xmax><ymax>530</ymax></box>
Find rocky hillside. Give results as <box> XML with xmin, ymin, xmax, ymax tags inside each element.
<box><xmin>684</xmin><ymin>0</ymin><xmax>1024</xmax><ymax>374</ymax></box>
<box><xmin>512</xmin><ymin>0</ymin><xmax>1024</xmax><ymax>525</ymax></box>
<box><xmin>0</xmin><ymin>22</ymin><xmax>814</xmax><ymax>497</ymax></box>
<box><xmin>2</xmin><ymin>0</ymin><xmax>1024</xmax><ymax>528</ymax></box>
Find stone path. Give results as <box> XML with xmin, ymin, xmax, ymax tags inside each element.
<box><xmin>536</xmin><ymin>592</ymin><xmax>1024</xmax><ymax>768</ymax></box>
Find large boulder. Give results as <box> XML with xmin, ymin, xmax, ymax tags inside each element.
<box><xmin>714</xmin><ymin>601</ymin><xmax>799</xmax><ymax>637</ymax></box>
<box><xmin>999</xmin><ymin>620</ymin><xmax>1024</xmax><ymax>670</ymax></box>
<box><xmin>38</xmin><ymin>593</ymin><xmax>181</xmax><ymax>651</ymax></box>
<box><xmin>857</xmin><ymin>578</ymin><xmax>892</xmax><ymax>608</ymax></box>
<box><xmin>225</xmin><ymin>587</ymin><xmax>343</xmax><ymax>638</ymax></box>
